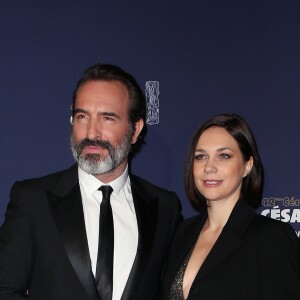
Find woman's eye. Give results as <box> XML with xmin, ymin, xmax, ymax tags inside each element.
<box><xmin>194</xmin><ymin>154</ymin><xmax>206</xmax><ymax>161</ymax></box>
<box><xmin>219</xmin><ymin>153</ymin><xmax>231</xmax><ymax>160</ymax></box>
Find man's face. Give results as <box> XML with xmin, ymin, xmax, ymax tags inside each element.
<box><xmin>70</xmin><ymin>80</ymin><xmax>141</xmax><ymax>177</ymax></box>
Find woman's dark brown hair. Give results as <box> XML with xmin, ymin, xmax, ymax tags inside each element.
<box><xmin>184</xmin><ymin>114</ymin><xmax>264</xmax><ymax>211</ymax></box>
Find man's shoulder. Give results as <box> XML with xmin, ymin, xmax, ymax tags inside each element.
<box><xmin>130</xmin><ymin>174</ymin><xmax>176</xmax><ymax>196</ymax></box>
<box><xmin>130</xmin><ymin>174</ymin><xmax>183</xmax><ymax>221</ymax></box>
<box><xmin>14</xmin><ymin>165</ymin><xmax>77</xmax><ymax>191</ymax></box>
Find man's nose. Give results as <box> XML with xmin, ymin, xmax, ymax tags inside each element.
<box><xmin>87</xmin><ymin>118</ymin><xmax>102</xmax><ymax>140</ymax></box>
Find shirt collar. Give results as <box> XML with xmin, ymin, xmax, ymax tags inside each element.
<box><xmin>78</xmin><ymin>166</ymin><xmax>129</xmax><ymax>196</ymax></box>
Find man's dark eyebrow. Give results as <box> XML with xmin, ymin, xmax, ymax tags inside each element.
<box><xmin>100</xmin><ymin>112</ymin><xmax>119</xmax><ymax>118</ymax></box>
<box><xmin>73</xmin><ymin>108</ymin><xmax>87</xmax><ymax>114</ymax></box>
<box><xmin>73</xmin><ymin>109</ymin><xmax>120</xmax><ymax>119</ymax></box>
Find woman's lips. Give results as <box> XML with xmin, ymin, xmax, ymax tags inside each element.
<box><xmin>202</xmin><ymin>180</ymin><xmax>223</xmax><ymax>187</ymax></box>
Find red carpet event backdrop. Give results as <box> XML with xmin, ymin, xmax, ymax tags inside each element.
<box><xmin>1</xmin><ymin>1</ymin><xmax>299</xmax><ymax>238</ymax></box>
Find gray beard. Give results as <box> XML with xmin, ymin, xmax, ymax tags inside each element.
<box><xmin>70</xmin><ymin>132</ymin><xmax>132</xmax><ymax>175</ymax></box>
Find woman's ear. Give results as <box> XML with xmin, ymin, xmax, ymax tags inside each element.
<box><xmin>243</xmin><ymin>156</ymin><xmax>254</xmax><ymax>178</ymax></box>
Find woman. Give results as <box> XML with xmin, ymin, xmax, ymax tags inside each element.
<box><xmin>160</xmin><ymin>114</ymin><xmax>300</xmax><ymax>300</ymax></box>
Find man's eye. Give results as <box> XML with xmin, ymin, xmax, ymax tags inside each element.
<box><xmin>76</xmin><ymin>114</ymin><xmax>87</xmax><ymax>119</ymax></box>
<box><xmin>103</xmin><ymin>116</ymin><xmax>115</xmax><ymax>121</ymax></box>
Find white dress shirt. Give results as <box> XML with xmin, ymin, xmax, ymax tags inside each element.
<box><xmin>78</xmin><ymin>166</ymin><xmax>138</xmax><ymax>300</ymax></box>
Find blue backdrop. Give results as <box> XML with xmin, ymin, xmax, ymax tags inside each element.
<box><xmin>1</xmin><ymin>0</ymin><xmax>299</xmax><ymax>236</ymax></box>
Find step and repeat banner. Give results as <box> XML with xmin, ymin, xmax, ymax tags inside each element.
<box><xmin>1</xmin><ymin>1</ymin><xmax>299</xmax><ymax>239</ymax></box>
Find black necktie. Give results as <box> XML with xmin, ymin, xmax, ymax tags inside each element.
<box><xmin>95</xmin><ymin>185</ymin><xmax>114</xmax><ymax>300</ymax></box>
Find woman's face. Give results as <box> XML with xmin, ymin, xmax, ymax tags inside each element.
<box><xmin>193</xmin><ymin>126</ymin><xmax>253</xmax><ymax>206</ymax></box>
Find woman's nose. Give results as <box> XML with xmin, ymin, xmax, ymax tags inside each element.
<box><xmin>204</xmin><ymin>158</ymin><xmax>217</xmax><ymax>173</ymax></box>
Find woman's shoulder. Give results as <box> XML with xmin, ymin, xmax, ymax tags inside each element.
<box><xmin>179</xmin><ymin>213</ymin><xmax>206</xmax><ymax>229</ymax></box>
<box><xmin>173</xmin><ymin>213</ymin><xmax>207</xmax><ymax>242</ymax></box>
<box><xmin>250</xmin><ymin>214</ymin><xmax>298</xmax><ymax>244</ymax></box>
<box><xmin>252</xmin><ymin>213</ymin><xmax>294</xmax><ymax>230</ymax></box>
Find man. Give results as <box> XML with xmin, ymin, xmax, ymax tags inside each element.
<box><xmin>0</xmin><ymin>64</ymin><xmax>182</xmax><ymax>300</ymax></box>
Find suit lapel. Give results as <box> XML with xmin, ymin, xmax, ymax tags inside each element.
<box><xmin>47</xmin><ymin>166</ymin><xmax>99</xmax><ymax>300</ymax></box>
<box><xmin>190</xmin><ymin>201</ymin><xmax>256</xmax><ymax>290</ymax></box>
<box><xmin>121</xmin><ymin>176</ymin><xmax>158</xmax><ymax>300</ymax></box>
<box><xmin>195</xmin><ymin>227</ymin><xmax>243</xmax><ymax>280</ymax></box>
<box><xmin>163</xmin><ymin>214</ymin><xmax>206</xmax><ymax>295</ymax></box>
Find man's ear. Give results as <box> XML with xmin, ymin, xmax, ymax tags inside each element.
<box><xmin>131</xmin><ymin>119</ymin><xmax>144</xmax><ymax>144</ymax></box>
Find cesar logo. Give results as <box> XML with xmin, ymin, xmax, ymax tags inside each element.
<box><xmin>261</xmin><ymin>208</ymin><xmax>300</xmax><ymax>223</ymax></box>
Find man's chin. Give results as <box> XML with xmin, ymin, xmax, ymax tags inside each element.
<box><xmin>77</xmin><ymin>154</ymin><xmax>115</xmax><ymax>173</ymax></box>
<box><xmin>78</xmin><ymin>161</ymin><xmax>113</xmax><ymax>175</ymax></box>
<box><xmin>83</xmin><ymin>153</ymin><xmax>105</xmax><ymax>161</ymax></box>
<box><xmin>82</xmin><ymin>147</ymin><xmax>109</xmax><ymax>155</ymax></box>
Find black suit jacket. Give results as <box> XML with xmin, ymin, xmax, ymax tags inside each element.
<box><xmin>160</xmin><ymin>200</ymin><xmax>300</xmax><ymax>300</ymax></box>
<box><xmin>0</xmin><ymin>165</ymin><xmax>182</xmax><ymax>300</ymax></box>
